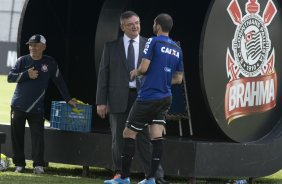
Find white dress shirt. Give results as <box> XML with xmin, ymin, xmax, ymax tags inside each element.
<box><xmin>123</xmin><ymin>34</ymin><xmax>139</xmax><ymax>88</ymax></box>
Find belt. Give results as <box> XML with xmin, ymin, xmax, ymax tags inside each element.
<box><xmin>129</xmin><ymin>88</ymin><xmax>137</xmax><ymax>92</ymax></box>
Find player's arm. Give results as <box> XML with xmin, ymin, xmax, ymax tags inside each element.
<box><xmin>130</xmin><ymin>58</ymin><xmax>151</xmax><ymax>80</ymax></box>
<box><xmin>7</xmin><ymin>58</ymin><xmax>31</xmax><ymax>83</ymax></box>
<box><xmin>172</xmin><ymin>71</ymin><xmax>183</xmax><ymax>84</ymax></box>
<box><xmin>51</xmin><ymin>62</ymin><xmax>72</xmax><ymax>103</ymax></box>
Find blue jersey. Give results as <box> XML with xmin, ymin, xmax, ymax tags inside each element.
<box><xmin>8</xmin><ymin>55</ymin><xmax>71</xmax><ymax>113</ymax></box>
<box><xmin>138</xmin><ymin>35</ymin><xmax>183</xmax><ymax>101</ymax></box>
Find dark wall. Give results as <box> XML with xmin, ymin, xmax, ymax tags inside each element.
<box><xmin>19</xmin><ymin>0</ymin><xmax>107</xmax><ymax>132</ymax></box>
<box><xmin>94</xmin><ymin>0</ymin><xmax>228</xmax><ymax>140</ymax></box>
<box><xmin>18</xmin><ymin>0</ymin><xmax>229</xmax><ymax>140</ymax></box>
<box><xmin>20</xmin><ymin>0</ymin><xmax>282</xmax><ymax>142</ymax></box>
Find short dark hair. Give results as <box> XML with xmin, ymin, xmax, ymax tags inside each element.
<box><xmin>120</xmin><ymin>11</ymin><xmax>139</xmax><ymax>24</ymax></box>
<box><xmin>155</xmin><ymin>13</ymin><xmax>173</xmax><ymax>32</ymax></box>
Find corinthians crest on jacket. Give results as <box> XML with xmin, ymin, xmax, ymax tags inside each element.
<box><xmin>225</xmin><ymin>0</ymin><xmax>277</xmax><ymax>124</ymax></box>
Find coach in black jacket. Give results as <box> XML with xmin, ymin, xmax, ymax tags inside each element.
<box><xmin>8</xmin><ymin>34</ymin><xmax>76</xmax><ymax>174</ymax></box>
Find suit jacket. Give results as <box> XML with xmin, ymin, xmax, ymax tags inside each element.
<box><xmin>96</xmin><ymin>36</ymin><xmax>147</xmax><ymax>113</ymax></box>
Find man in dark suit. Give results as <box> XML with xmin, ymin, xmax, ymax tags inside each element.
<box><xmin>96</xmin><ymin>11</ymin><xmax>169</xmax><ymax>184</ymax></box>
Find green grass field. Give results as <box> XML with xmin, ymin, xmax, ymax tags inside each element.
<box><xmin>0</xmin><ymin>161</ymin><xmax>108</xmax><ymax>184</ymax></box>
<box><xmin>1</xmin><ymin>75</ymin><xmax>282</xmax><ymax>183</ymax></box>
<box><xmin>0</xmin><ymin>75</ymin><xmax>15</xmax><ymax>124</ymax></box>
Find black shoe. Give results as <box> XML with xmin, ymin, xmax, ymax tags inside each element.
<box><xmin>156</xmin><ymin>177</ymin><xmax>170</xmax><ymax>184</ymax></box>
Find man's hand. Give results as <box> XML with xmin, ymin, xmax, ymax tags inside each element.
<box><xmin>130</xmin><ymin>69</ymin><xmax>138</xmax><ymax>80</ymax></box>
<box><xmin>28</xmin><ymin>67</ymin><xmax>38</xmax><ymax>79</ymax></box>
<box><xmin>97</xmin><ymin>104</ymin><xmax>108</xmax><ymax>119</ymax></box>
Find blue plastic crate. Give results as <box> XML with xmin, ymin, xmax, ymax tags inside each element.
<box><xmin>50</xmin><ymin>101</ymin><xmax>92</xmax><ymax>132</ymax></box>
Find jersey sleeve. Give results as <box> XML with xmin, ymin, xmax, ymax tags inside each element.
<box><xmin>7</xmin><ymin>57</ymin><xmax>30</xmax><ymax>83</ymax></box>
<box><xmin>142</xmin><ymin>37</ymin><xmax>156</xmax><ymax>61</ymax></box>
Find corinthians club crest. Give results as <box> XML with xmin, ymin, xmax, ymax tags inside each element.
<box><xmin>225</xmin><ymin>0</ymin><xmax>277</xmax><ymax>123</ymax></box>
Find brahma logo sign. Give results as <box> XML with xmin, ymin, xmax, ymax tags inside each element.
<box><xmin>225</xmin><ymin>0</ymin><xmax>277</xmax><ymax>123</ymax></box>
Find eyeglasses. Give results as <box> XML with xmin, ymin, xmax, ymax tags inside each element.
<box><xmin>124</xmin><ymin>21</ymin><xmax>140</xmax><ymax>27</ymax></box>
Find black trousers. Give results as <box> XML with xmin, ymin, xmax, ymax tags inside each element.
<box><xmin>110</xmin><ymin>89</ymin><xmax>164</xmax><ymax>177</ymax></box>
<box><xmin>11</xmin><ymin>108</ymin><xmax>45</xmax><ymax>167</ymax></box>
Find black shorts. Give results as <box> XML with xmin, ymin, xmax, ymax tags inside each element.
<box><xmin>126</xmin><ymin>96</ymin><xmax>172</xmax><ymax>132</ymax></box>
